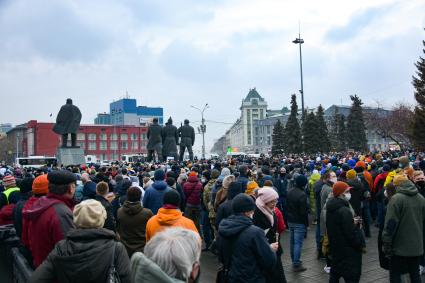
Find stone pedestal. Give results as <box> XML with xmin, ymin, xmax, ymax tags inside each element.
<box><xmin>56</xmin><ymin>147</ymin><xmax>85</xmax><ymax>166</ymax></box>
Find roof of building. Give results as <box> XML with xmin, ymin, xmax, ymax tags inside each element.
<box><xmin>243</xmin><ymin>88</ymin><xmax>264</xmax><ymax>102</ymax></box>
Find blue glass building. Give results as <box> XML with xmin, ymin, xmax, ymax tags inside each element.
<box><xmin>94</xmin><ymin>98</ymin><xmax>163</xmax><ymax>126</ymax></box>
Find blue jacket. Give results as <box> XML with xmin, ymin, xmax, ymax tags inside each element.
<box><xmin>218</xmin><ymin>215</ymin><xmax>276</xmax><ymax>283</ymax></box>
<box><xmin>142</xmin><ymin>181</ymin><xmax>171</xmax><ymax>215</ymax></box>
<box><xmin>236</xmin><ymin>176</ymin><xmax>249</xmax><ymax>194</ymax></box>
<box><xmin>82</xmin><ymin>181</ymin><xmax>96</xmax><ymax>200</ymax></box>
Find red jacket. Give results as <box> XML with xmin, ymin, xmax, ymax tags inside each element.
<box><xmin>21</xmin><ymin>196</ymin><xmax>40</xmax><ymax>248</ymax></box>
<box><xmin>22</xmin><ymin>193</ymin><xmax>75</xmax><ymax>267</ymax></box>
<box><xmin>183</xmin><ymin>176</ymin><xmax>203</xmax><ymax>206</ymax></box>
<box><xmin>0</xmin><ymin>204</ymin><xmax>15</xmax><ymax>225</ymax></box>
<box><xmin>373</xmin><ymin>172</ymin><xmax>389</xmax><ymax>193</ymax></box>
<box><xmin>274</xmin><ymin>207</ymin><xmax>286</xmax><ymax>234</ymax></box>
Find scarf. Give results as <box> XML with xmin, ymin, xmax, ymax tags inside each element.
<box><xmin>255</xmin><ymin>187</ymin><xmax>278</xmax><ymax>226</ymax></box>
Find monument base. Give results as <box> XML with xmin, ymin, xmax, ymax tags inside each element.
<box><xmin>56</xmin><ymin>147</ymin><xmax>85</xmax><ymax>166</ymax></box>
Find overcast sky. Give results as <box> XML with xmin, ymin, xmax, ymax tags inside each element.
<box><xmin>0</xmin><ymin>0</ymin><xmax>424</xmax><ymax>154</ymax></box>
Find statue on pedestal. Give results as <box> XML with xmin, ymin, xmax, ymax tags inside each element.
<box><xmin>147</xmin><ymin>118</ymin><xmax>163</xmax><ymax>163</ymax></box>
<box><xmin>53</xmin><ymin>98</ymin><xmax>82</xmax><ymax>148</ymax></box>
<box><xmin>162</xmin><ymin>117</ymin><xmax>178</xmax><ymax>161</ymax></box>
<box><xmin>178</xmin><ymin>119</ymin><xmax>195</xmax><ymax>161</ymax></box>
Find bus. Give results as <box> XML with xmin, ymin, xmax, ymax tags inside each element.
<box><xmin>16</xmin><ymin>156</ymin><xmax>57</xmax><ymax>168</ymax></box>
<box><xmin>121</xmin><ymin>154</ymin><xmax>146</xmax><ymax>163</ymax></box>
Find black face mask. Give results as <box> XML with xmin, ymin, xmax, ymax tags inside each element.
<box><xmin>280</xmin><ymin>173</ymin><xmax>286</xmax><ymax>177</ymax></box>
<box><xmin>416</xmin><ymin>181</ymin><xmax>425</xmax><ymax>188</ymax></box>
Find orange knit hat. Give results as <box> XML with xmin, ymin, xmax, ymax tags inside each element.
<box><xmin>32</xmin><ymin>174</ymin><xmax>49</xmax><ymax>195</ymax></box>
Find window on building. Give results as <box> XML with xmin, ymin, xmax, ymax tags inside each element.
<box><xmin>260</xmin><ymin>109</ymin><xmax>264</xmax><ymax>119</ymax></box>
<box><xmin>110</xmin><ymin>153</ymin><xmax>118</xmax><ymax>161</ymax></box>
<box><xmin>121</xmin><ymin>141</ymin><xmax>128</xmax><ymax>150</ymax></box>
<box><xmin>110</xmin><ymin>141</ymin><xmax>118</xmax><ymax>150</ymax></box>
<box><xmin>100</xmin><ymin>133</ymin><xmax>107</xmax><ymax>140</ymax></box>
<box><xmin>77</xmin><ymin>133</ymin><xmax>85</xmax><ymax>140</ymax></box>
<box><xmin>100</xmin><ymin>141</ymin><xmax>107</xmax><ymax>150</ymax></box>
<box><xmin>140</xmin><ymin>133</ymin><xmax>147</xmax><ymax>140</ymax></box>
<box><xmin>110</xmin><ymin>133</ymin><xmax>118</xmax><ymax>140</ymax></box>
<box><xmin>267</xmin><ymin>136</ymin><xmax>271</xmax><ymax>145</ymax></box>
<box><xmin>78</xmin><ymin>142</ymin><xmax>85</xmax><ymax>149</ymax></box>
<box><xmin>88</xmin><ymin>133</ymin><xmax>96</xmax><ymax>140</ymax></box>
<box><xmin>131</xmin><ymin>133</ymin><xmax>137</xmax><ymax>140</ymax></box>
<box><xmin>120</xmin><ymin>133</ymin><xmax>128</xmax><ymax>140</ymax></box>
<box><xmin>100</xmin><ymin>153</ymin><xmax>107</xmax><ymax>161</ymax></box>
<box><xmin>88</xmin><ymin>142</ymin><xmax>97</xmax><ymax>150</ymax></box>
<box><xmin>131</xmin><ymin>141</ymin><xmax>138</xmax><ymax>150</ymax></box>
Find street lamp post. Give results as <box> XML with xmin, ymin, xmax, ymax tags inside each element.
<box><xmin>16</xmin><ymin>132</ymin><xmax>20</xmax><ymax>161</ymax></box>
<box><xmin>293</xmin><ymin>33</ymin><xmax>305</xmax><ymax>116</ymax></box>
<box><xmin>190</xmin><ymin>103</ymin><xmax>209</xmax><ymax>159</ymax></box>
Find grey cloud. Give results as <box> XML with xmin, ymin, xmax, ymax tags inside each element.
<box><xmin>0</xmin><ymin>0</ymin><xmax>111</xmax><ymax>62</ymax></box>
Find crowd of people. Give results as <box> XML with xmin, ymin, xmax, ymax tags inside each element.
<box><xmin>0</xmin><ymin>151</ymin><xmax>425</xmax><ymax>283</ymax></box>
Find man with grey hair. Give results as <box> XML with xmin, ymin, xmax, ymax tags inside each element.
<box><xmin>131</xmin><ymin>227</ymin><xmax>201</xmax><ymax>283</ymax></box>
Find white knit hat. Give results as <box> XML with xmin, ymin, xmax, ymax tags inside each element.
<box><xmin>73</xmin><ymin>199</ymin><xmax>106</xmax><ymax>229</ymax></box>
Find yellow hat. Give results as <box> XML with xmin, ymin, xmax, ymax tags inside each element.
<box><xmin>346</xmin><ymin>169</ymin><xmax>357</xmax><ymax>180</ymax></box>
<box><xmin>245</xmin><ymin>181</ymin><xmax>259</xmax><ymax>195</ymax></box>
<box><xmin>393</xmin><ymin>173</ymin><xmax>409</xmax><ymax>186</ymax></box>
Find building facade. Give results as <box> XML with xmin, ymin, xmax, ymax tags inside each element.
<box><xmin>94</xmin><ymin>98</ymin><xmax>163</xmax><ymax>126</ymax></box>
<box><xmin>9</xmin><ymin>120</ymin><xmax>149</xmax><ymax>162</ymax></box>
<box><xmin>212</xmin><ymin>98</ymin><xmax>394</xmax><ymax>155</ymax></box>
<box><xmin>220</xmin><ymin>88</ymin><xmax>268</xmax><ymax>153</ymax></box>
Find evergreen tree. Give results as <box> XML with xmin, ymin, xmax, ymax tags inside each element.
<box><xmin>315</xmin><ymin>105</ymin><xmax>331</xmax><ymax>152</ymax></box>
<box><xmin>410</xmin><ymin>36</ymin><xmax>425</xmax><ymax>150</ymax></box>
<box><xmin>346</xmin><ymin>95</ymin><xmax>367</xmax><ymax>151</ymax></box>
<box><xmin>336</xmin><ymin>114</ymin><xmax>347</xmax><ymax>151</ymax></box>
<box><xmin>271</xmin><ymin>119</ymin><xmax>285</xmax><ymax>156</ymax></box>
<box><xmin>283</xmin><ymin>94</ymin><xmax>302</xmax><ymax>153</ymax></box>
<box><xmin>329</xmin><ymin>107</ymin><xmax>340</xmax><ymax>151</ymax></box>
<box><xmin>302</xmin><ymin>111</ymin><xmax>317</xmax><ymax>153</ymax></box>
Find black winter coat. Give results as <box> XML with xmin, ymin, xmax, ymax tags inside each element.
<box><xmin>13</xmin><ymin>195</ymin><xmax>30</xmax><ymax>239</ymax></box>
<box><xmin>253</xmin><ymin>208</ymin><xmax>286</xmax><ymax>283</ymax></box>
<box><xmin>94</xmin><ymin>195</ymin><xmax>116</xmax><ymax>232</ymax></box>
<box><xmin>29</xmin><ymin>228</ymin><xmax>130</xmax><ymax>283</ymax></box>
<box><xmin>286</xmin><ymin>186</ymin><xmax>308</xmax><ymax>225</ymax></box>
<box><xmin>347</xmin><ymin>178</ymin><xmax>366</xmax><ymax>217</ymax></box>
<box><xmin>218</xmin><ymin>214</ymin><xmax>276</xmax><ymax>283</ymax></box>
<box><xmin>326</xmin><ymin>197</ymin><xmax>363</xmax><ymax>281</ymax></box>
<box><xmin>216</xmin><ymin>199</ymin><xmax>233</xmax><ymax>229</ymax></box>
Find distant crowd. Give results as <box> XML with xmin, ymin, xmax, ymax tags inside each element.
<box><xmin>1</xmin><ymin>150</ymin><xmax>425</xmax><ymax>283</ymax></box>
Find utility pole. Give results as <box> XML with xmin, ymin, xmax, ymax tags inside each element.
<box><xmin>191</xmin><ymin>104</ymin><xmax>209</xmax><ymax>159</ymax></box>
<box><xmin>15</xmin><ymin>132</ymin><xmax>20</xmax><ymax>161</ymax></box>
<box><xmin>293</xmin><ymin>26</ymin><xmax>305</xmax><ymax>116</ymax></box>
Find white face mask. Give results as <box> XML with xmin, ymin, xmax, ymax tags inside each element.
<box><xmin>344</xmin><ymin>192</ymin><xmax>351</xmax><ymax>201</ymax></box>
<box><xmin>384</xmin><ymin>190</ymin><xmax>388</xmax><ymax>198</ymax></box>
<box><xmin>330</xmin><ymin>177</ymin><xmax>337</xmax><ymax>184</ymax></box>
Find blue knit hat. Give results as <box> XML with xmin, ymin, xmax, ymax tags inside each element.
<box><xmin>154</xmin><ymin>169</ymin><xmax>165</xmax><ymax>181</ymax></box>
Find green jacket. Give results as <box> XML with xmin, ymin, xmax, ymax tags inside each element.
<box><xmin>382</xmin><ymin>180</ymin><xmax>425</xmax><ymax>257</ymax></box>
<box><xmin>131</xmin><ymin>252</ymin><xmax>185</xmax><ymax>283</ymax></box>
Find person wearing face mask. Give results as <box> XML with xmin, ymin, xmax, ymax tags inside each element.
<box><xmin>413</xmin><ymin>170</ymin><xmax>425</xmax><ymax>197</ymax></box>
<box><xmin>253</xmin><ymin>187</ymin><xmax>287</xmax><ymax>282</ymax></box>
<box><xmin>326</xmin><ymin>181</ymin><xmax>364</xmax><ymax>283</ymax></box>
<box><xmin>217</xmin><ymin>193</ymin><xmax>277</xmax><ymax>283</ymax></box>
<box><xmin>274</xmin><ymin>167</ymin><xmax>289</xmax><ymax>221</ymax></box>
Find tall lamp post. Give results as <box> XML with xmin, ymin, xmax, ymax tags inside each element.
<box><xmin>293</xmin><ymin>33</ymin><xmax>305</xmax><ymax>116</ymax></box>
<box><xmin>16</xmin><ymin>132</ymin><xmax>20</xmax><ymax>162</ymax></box>
<box><xmin>190</xmin><ymin>103</ymin><xmax>209</xmax><ymax>159</ymax></box>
